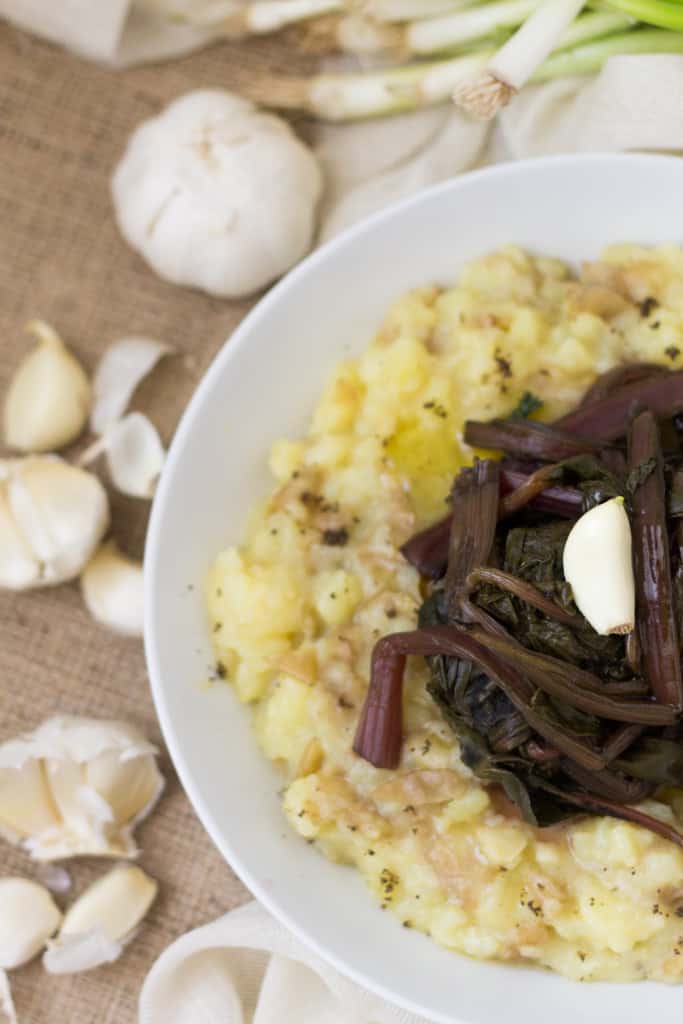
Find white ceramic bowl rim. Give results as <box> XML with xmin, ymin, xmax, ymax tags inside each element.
<box><xmin>145</xmin><ymin>153</ymin><xmax>683</xmax><ymax>1024</ymax></box>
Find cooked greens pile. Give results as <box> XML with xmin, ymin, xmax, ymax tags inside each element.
<box><xmin>354</xmin><ymin>363</ymin><xmax>683</xmax><ymax>845</ymax></box>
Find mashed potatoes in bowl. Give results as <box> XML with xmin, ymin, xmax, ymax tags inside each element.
<box><xmin>206</xmin><ymin>244</ymin><xmax>683</xmax><ymax>983</ymax></box>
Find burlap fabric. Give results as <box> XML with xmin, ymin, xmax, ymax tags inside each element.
<box><xmin>0</xmin><ymin>20</ymin><xmax>318</xmax><ymax>1023</ymax></box>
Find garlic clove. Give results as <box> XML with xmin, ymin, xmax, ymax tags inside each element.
<box><xmin>43</xmin><ymin>866</ymin><xmax>157</xmax><ymax>974</ymax></box>
<box><xmin>0</xmin><ymin>486</ymin><xmax>40</xmax><ymax>590</ymax></box>
<box><xmin>3</xmin><ymin>321</ymin><xmax>92</xmax><ymax>453</ymax></box>
<box><xmin>562</xmin><ymin>496</ymin><xmax>635</xmax><ymax>636</ymax></box>
<box><xmin>0</xmin><ymin>970</ymin><xmax>17</xmax><ymax>1024</ymax></box>
<box><xmin>0</xmin><ymin>878</ymin><xmax>62</xmax><ymax>969</ymax></box>
<box><xmin>90</xmin><ymin>337</ymin><xmax>171</xmax><ymax>436</ymax></box>
<box><xmin>3</xmin><ymin>456</ymin><xmax>109</xmax><ymax>586</ymax></box>
<box><xmin>0</xmin><ymin>760</ymin><xmax>60</xmax><ymax>842</ymax></box>
<box><xmin>80</xmin><ymin>412</ymin><xmax>165</xmax><ymax>499</ymax></box>
<box><xmin>0</xmin><ymin>717</ymin><xmax>164</xmax><ymax>861</ymax></box>
<box><xmin>81</xmin><ymin>540</ymin><xmax>144</xmax><ymax>636</ymax></box>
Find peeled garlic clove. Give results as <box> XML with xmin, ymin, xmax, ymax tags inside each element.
<box><xmin>0</xmin><ymin>716</ymin><xmax>164</xmax><ymax>861</ymax></box>
<box><xmin>91</xmin><ymin>337</ymin><xmax>171</xmax><ymax>436</ymax></box>
<box><xmin>81</xmin><ymin>541</ymin><xmax>144</xmax><ymax>636</ymax></box>
<box><xmin>0</xmin><ymin>878</ymin><xmax>62</xmax><ymax>969</ymax></box>
<box><xmin>0</xmin><ymin>760</ymin><xmax>60</xmax><ymax>842</ymax></box>
<box><xmin>0</xmin><ymin>970</ymin><xmax>17</xmax><ymax>1024</ymax></box>
<box><xmin>81</xmin><ymin>413</ymin><xmax>165</xmax><ymax>499</ymax></box>
<box><xmin>4</xmin><ymin>321</ymin><xmax>91</xmax><ymax>453</ymax></box>
<box><xmin>3</xmin><ymin>456</ymin><xmax>109</xmax><ymax>586</ymax></box>
<box><xmin>43</xmin><ymin>866</ymin><xmax>157</xmax><ymax>974</ymax></box>
<box><xmin>563</xmin><ymin>496</ymin><xmax>635</xmax><ymax>636</ymax></box>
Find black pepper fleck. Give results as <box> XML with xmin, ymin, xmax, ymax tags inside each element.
<box><xmin>322</xmin><ymin>527</ymin><xmax>349</xmax><ymax>547</ymax></box>
<box><xmin>386</xmin><ymin>608</ymin><xmax>398</xmax><ymax>619</ymax></box>
<box><xmin>665</xmin><ymin>345</ymin><xmax>680</xmax><ymax>360</ymax></box>
<box><xmin>639</xmin><ymin>296</ymin><xmax>659</xmax><ymax>317</ymax></box>
<box><xmin>494</xmin><ymin>350</ymin><xmax>513</xmax><ymax>379</ymax></box>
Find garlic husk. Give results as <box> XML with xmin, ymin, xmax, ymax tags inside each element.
<box><xmin>81</xmin><ymin>541</ymin><xmax>144</xmax><ymax>636</ymax></box>
<box><xmin>3</xmin><ymin>321</ymin><xmax>92</xmax><ymax>453</ymax></box>
<box><xmin>0</xmin><ymin>970</ymin><xmax>17</xmax><ymax>1024</ymax></box>
<box><xmin>43</xmin><ymin>866</ymin><xmax>157</xmax><ymax>974</ymax></box>
<box><xmin>0</xmin><ymin>878</ymin><xmax>62</xmax><ymax>969</ymax></box>
<box><xmin>36</xmin><ymin>864</ymin><xmax>72</xmax><ymax>895</ymax></box>
<box><xmin>0</xmin><ymin>716</ymin><xmax>164</xmax><ymax>860</ymax></box>
<box><xmin>0</xmin><ymin>456</ymin><xmax>109</xmax><ymax>588</ymax></box>
<box><xmin>80</xmin><ymin>412</ymin><xmax>165</xmax><ymax>499</ymax></box>
<box><xmin>91</xmin><ymin>337</ymin><xmax>171</xmax><ymax>436</ymax></box>
<box><xmin>42</xmin><ymin>929</ymin><xmax>122</xmax><ymax>975</ymax></box>
<box><xmin>562</xmin><ymin>496</ymin><xmax>635</xmax><ymax>636</ymax></box>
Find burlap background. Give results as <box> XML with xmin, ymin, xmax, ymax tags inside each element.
<box><xmin>0</xmin><ymin>19</ymin><xmax>317</xmax><ymax>1023</ymax></box>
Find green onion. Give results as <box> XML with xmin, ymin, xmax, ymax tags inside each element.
<box><xmin>534</xmin><ymin>26</ymin><xmax>683</xmax><ymax>78</ymax></box>
<box><xmin>454</xmin><ymin>0</ymin><xmax>587</xmax><ymax>118</ymax></box>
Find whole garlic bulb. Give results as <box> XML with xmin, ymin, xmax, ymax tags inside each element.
<box><xmin>0</xmin><ymin>716</ymin><xmax>164</xmax><ymax>861</ymax></box>
<box><xmin>0</xmin><ymin>456</ymin><xmax>109</xmax><ymax>589</ymax></box>
<box><xmin>111</xmin><ymin>89</ymin><xmax>323</xmax><ymax>298</ymax></box>
<box><xmin>4</xmin><ymin>321</ymin><xmax>91</xmax><ymax>453</ymax></box>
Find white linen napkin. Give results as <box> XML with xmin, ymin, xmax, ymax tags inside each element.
<box><xmin>0</xmin><ymin>0</ymin><xmax>214</xmax><ymax>64</ymax></box>
<box><xmin>139</xmin><ymin>899</ymin><xmax>432</xmax><ymax>1024</ymax></box>
<box><xmin>316</xmin><ymin>55</ymin><xmax>683</xmax><ymax>237</ymax></box>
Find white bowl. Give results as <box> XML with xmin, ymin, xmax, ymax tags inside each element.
<box><xmin>145</xmin><ymin>153</ymin><xmax>683</xmax><ymax>1024</ymax></box>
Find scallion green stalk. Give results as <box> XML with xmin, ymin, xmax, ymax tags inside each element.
<box><xmin>602</xmin><ymin>0</ymin><xmax>683</xmax><ymax>31</ymax></box>
<box><xmin>534</xmin><ymin>26</ymin><xmax>683</xmax><ymax>77</ymax></box>
<box><xmin>174</xmin><ymin>0</ymin><xmax>342</xmax><ymax>33</ymax></box>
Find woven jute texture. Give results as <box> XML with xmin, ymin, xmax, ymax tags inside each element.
<box><xmin>0</xmin><ymin>19</ymin><xmax>317</xmax><ymax>1023</ymax></box>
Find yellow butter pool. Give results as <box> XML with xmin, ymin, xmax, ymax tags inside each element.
<box><xmin>207</xmin><ymin>245</ymin><xmax>683</xmax><ymax>981</ymax></box>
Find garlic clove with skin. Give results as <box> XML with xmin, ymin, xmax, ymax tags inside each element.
<box><xmin>0</xmin><ymin>716</ymin><xmax>164</xmax><ymax>861</ymax></box>
<box><xmin>3</xmin><ymin>321</ymin><xmax>91</xmax><ymax>453</ymax></box>
<box><xmin>562</xmin><ymin>496</ymin><xmax>635</xmax><ymax>636</ymax></box>
<box><xmin>81</xmin><ymin>540</ymin><xmax>144</xmax><ymax>636</ymax></box>
<box><xmin>43</xmin><ymin>865</ymin><xmax>157</xmax><ymax>974</ymax></box>
<box><xmin>0</xmin><ymin>456</ymin><xmax>109</xmax><ymax>588</ymax></box>
<box><xmin>0</xmin><ymin>878</ymin><xmax>62</xmax><ymax>969</ymax></box>
<box><xmin>0</xmin><ymin>486</ymin><xmax>40</xmax><ymax>589</ymax></box>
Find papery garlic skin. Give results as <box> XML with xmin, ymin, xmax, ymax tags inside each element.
<box><xmin>0</xmin><ymin>456</ymin><xmax>109</xmax><ymax>589</ymax></box>
<box><xmin>4</xmin><ymin>321</ymin><xmax>91</xmax><ymax>453</ymax></box>
<box><xmin>111</xmin><ymin>89</ymin><xmax>323</xmax><ymax>298</ymax></box>
<box><xmin>91</xmin><ymin>337</ymin><xmax>171</xmax><ymax>436</ymax></box>
<box><xmin>43</xmin><ymin>865</ymin><xmax>157</xmax><ymax>974</ymax></box>
<box><xmin>0</xmin><ymin>717</ymin><xmax>164</xmax><ymax>861</ymax></box>
<box><xmin>81</xmin><ymin>540</ymin><xmax>144</xmax><ymax>636</ymax></box>
<box><xmin>0</xmin><ymin>878</ymin><xmax>62</xmax><ymax>969</ymax></box>
<box><xmin>79</xmin><ymin>412</ymin><xmax>165</xmax><ymax>500</ymax></box>
<box><xmin>563</xmin><ymin>497</ymin><xmax>635</xmax><ymax>636</ymax></box>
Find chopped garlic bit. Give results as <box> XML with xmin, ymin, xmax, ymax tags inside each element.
<box><xmin>43</xmin><ymin>865</ymin><xmax>157</xmax><ymax>974</ymax></box>
<box><xmin>0</xmin><ymin>878</ymin><xmax>62</xmax><ymax>969</ymax></box>
<box><xmin>3</xmin><ymin>321</ymin><xmax>91</xmax><ymax>454</ymax></box>
<box><xmin>81</xmin><ymin>540</ymin><xmax>144</xmax><ymax>637</ymax></box>
<box><xmin>80</xmin><ymin>412</ymin><xmax>165</xmax><ymax>499</ymax></box>
<box><xmin>562</xmin><ymin>496</ymin><xmax>635</xmax><ymax>636</ymax></box>
<box><xmin>0</xmin><ymin>456</ymin><xmax>109</xmax><ymax>590</ymax></box>
<box><xmin>90</xmin><ymin>337</ymin><xmax>171</xmax><ymax>436</ymax></box>
<box><xmin>0</xmin><ymin>716</ymin><xmax>164</xmax><ymax>861</ymax></box>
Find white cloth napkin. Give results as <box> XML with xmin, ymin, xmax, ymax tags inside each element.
<box><xmin>0</xmin><ymin>0</ymin><xmax>214</xmax><ymax>64</ymax></box>
<box><xmin>139</xmin><ymin>899</ymin><xmax>432</xmax><ymax>1024</ymax></box>
<box><xmin>316</xmin><ymin>55</ymin><xmax>683</xmax><ymax>237</ymax></box>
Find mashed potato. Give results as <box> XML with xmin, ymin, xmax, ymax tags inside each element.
<box><xmin>207</xmin><ymin>245</ymin><xmax>683</xmax><ymax>982</ymax></box>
